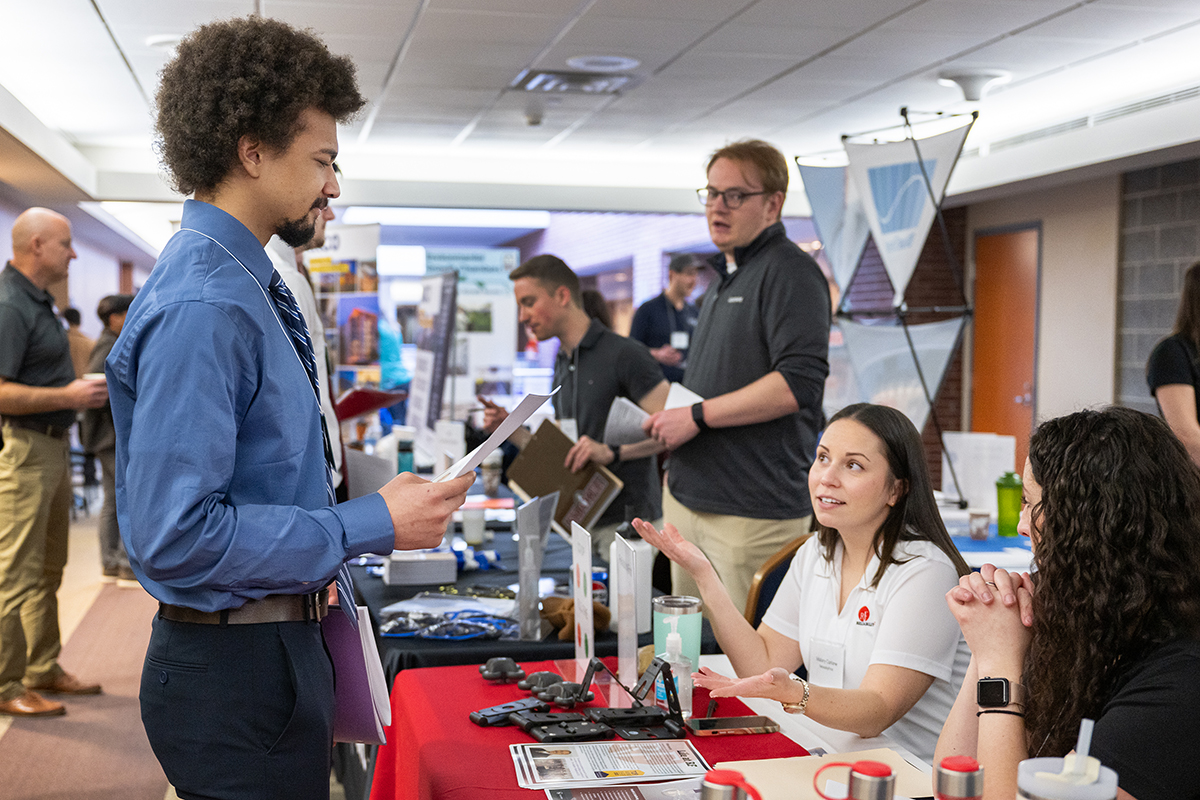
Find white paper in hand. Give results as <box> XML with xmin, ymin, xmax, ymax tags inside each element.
<box><xmin>665</xmin><ymin>382</ymin><xmax>703</xmax><ymax>410</ymax></box>
<box><xmin>602</xmin><ymin>396</ymin><xmax>650</xmax><ymax>446</ymax></box>
<box><xmin>434</xmin><ymin>388</ymin><xmax>558</xmax><ymax>482</ymax></box>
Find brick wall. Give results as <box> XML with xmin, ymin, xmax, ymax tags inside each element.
<box><xmin>841</xmin><ymin>207</ymin><xmax>968</xmax><ymax>485</ymax></box>
<box><xmin>1117</xmin><ymin>158</ymin><xmax>1200</xmax><ymax>414</ymax></box>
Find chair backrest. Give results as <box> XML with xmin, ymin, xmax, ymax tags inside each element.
<box><xmin>743</xmin><ymin>532</ymin><xmax>813</xmax><ymax>628</ymax></box>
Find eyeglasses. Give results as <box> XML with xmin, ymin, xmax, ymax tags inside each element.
<box><xmin>697</xmin><ymin>187</ymin><xmax>770</xmax><ymax>209</ymax></box>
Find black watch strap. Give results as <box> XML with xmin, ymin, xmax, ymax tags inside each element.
<box><xmin>609</xmin><ymin>445</ymin><xmax>621</xmax><ymax>468</ymax></box>
<box><xmin>691</xmin><ymin>401</ymin><xmax>709</xmax><ymax>431</ymax></box>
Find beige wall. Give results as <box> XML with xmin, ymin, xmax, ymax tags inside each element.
<box><xmin>966</xmin><ymin>175</ymin><xmax>1120</xmax><ymax>424</ymax></box>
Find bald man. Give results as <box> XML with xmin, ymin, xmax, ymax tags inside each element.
<box><xmin>0</xmin><ymin>208</ymin><xmax>108</xmax><ymax>718</ymax></box>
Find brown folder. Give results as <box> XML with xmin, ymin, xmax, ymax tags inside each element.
<box><xmin>507</xmin><ymin>419</ymin><xmax>624</xmax><ymax>537</ymax></box>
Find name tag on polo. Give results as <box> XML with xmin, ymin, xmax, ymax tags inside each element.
<box><xmin>808</xmin><ymin>638</ymin><xmax>845</xmax><ymax>688</ymax></box>
<box><xmin>726</xmin><ymin>296</ymin><xmax>744</xmax><ymax>303</ymax></box>
<box><xmin>670</xmin><ymin>331</ymin><xmax>689</xmax><ymax>350</ymax></box>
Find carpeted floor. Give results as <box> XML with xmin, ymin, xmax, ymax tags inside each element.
<box><xmin>0</xmin><ymin>583</ymin><xmax>167</xmax><ymax>800</ymax></box>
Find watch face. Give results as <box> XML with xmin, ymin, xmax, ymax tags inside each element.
<box><xmin>977</xmin><ymin>678</ymin><xmax>1010</xmax><ymax>707</ymax></box>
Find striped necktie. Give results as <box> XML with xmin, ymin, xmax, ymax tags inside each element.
<box><xmin>268</xmin><ymin>270</ymin><xmax>359</xmax><ymax>626</ymax></box>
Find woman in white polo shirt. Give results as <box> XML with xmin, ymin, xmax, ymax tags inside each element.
<box><xmin>635</xmin><ymin>403</ymin><xmax>970</xmax><ymax>761</ymax></box>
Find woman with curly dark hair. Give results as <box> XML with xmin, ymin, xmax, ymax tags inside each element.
<box><xmin>935</xmin><ymin>407</ymin><xmax>1200</xmax><ymax>800</ymax></box>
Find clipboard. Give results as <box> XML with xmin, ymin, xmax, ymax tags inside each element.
<box><xmin>507</xmin><ymin>419</ymin><xmax>624</xmax><ymax>540</ymax></box>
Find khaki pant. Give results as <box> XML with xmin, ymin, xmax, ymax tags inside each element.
<box><xmin>0</xmin><ymin>425</ymin><xmax>70</xmax><ymax>701</ymax></box>
<box><xmin>662</xmin><ymin>483</ymin><xmax>811</xmax><ymax>619</ymax></box>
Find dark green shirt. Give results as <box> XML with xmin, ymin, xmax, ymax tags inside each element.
<box><xmin>0</xmin><ymin>262</ymin><xmax>76</xmax><ymax>429</ymax></box>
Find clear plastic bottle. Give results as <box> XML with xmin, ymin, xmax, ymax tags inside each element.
<box><xmin>654</xmin><ymin>619</ymin><xmax>693</xmax><ymax>717</ymax></box>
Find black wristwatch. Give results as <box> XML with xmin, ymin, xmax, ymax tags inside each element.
<box><xmin>608</xmin><ymin>445</ymin><xmax>621</xmax><ymax>468</ymax></box>
<box><xmin>977</xmin><ymin>677</ymin><xmax>1026</xmax><ymax>708</ymax></box>
<box><xmin>691</xmin><ymin>401</ymin><xmax>709</xmax><ymax>431</ymax></box>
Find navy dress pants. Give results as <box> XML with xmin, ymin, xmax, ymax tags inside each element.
<box><xmin>140</xmin><ymin>615</ymin><xmax>335</xmax><ymax>800</ymax></box>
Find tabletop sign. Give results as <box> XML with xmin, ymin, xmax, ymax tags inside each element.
<box><xmin>516</xmin><ymin>491</ymin><xmax>559</xmax><ymax>642</ymax></box>
<box><xmin>570</xmin><ymin>522</ymin><xmax>595</xmax><ymax>675</ymax></box>
<box><xmin>517</xmin><ymin>497</ymin><xmax>545</xmax><ymax>641</ymax></box>
<box><xmin>613</xmin><ymin>535</ymin><xmax>638</xmax><ymax>708</ymax></box>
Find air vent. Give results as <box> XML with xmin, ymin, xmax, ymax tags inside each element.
<box><xmin>963</xmin><ymin>82</ymin><xmax>1200</xmax><ymax>159</ymax></box>
<box><xmin>510</xmin><ymin>69</ymin><xmax>638</xmax><ymax>94</ymax></box>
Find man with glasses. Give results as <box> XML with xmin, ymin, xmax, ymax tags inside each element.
<box><xmin>644</xmin><ymin>139</ymin><xmax>830</xmax><ymax>614</ymax></box>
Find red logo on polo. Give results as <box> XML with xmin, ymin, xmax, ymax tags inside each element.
<box><xmin>857</xmin><ymin>606</ymin><xmax>870</xmax><ymax>623</ymax></box>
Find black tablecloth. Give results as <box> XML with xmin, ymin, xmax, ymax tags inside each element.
<box><xmin>354</xmin><ymin>525</ymin><xmax>720</xmax><ymax>682</ymax></box>
<box><xmin>354</xmin><ymin>530</ymin><xmax>660</xmax><ymax>682</ymax></box>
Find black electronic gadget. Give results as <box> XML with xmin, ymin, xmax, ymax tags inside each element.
<box><xmin>594</xmin><ymin>657</ymin><xmax>687</xmax><ymax>741</ymax></box>
<box><xmin>529</xmin><ymin>720</ymin><xmax>613</xmax><ymax>743</ymax></box>
<box><xmin>508</xmin><ymin>710</ymin><xmax>585</xmax><ymax>732</ymax></box>
<box><xmin>479</xmin><ymin>657</ymin><xmax>525</xmax><ymax>683</ymax></box>
<box><xmin>585</xmin><ymin>706</ymin><xmax>667</xmax><ymax>727</ymax></box>
<box><xmin>468</xmin><ymin>696</ymin><xmax>548</xmax><ymax>727</ymax></box>
<box><xmin>977</xmin><ymin>676</ymin><xmax>1024</xmax><ymax>708</ymax></box>
<box><xmin>685</xmin><ymin>715</ymin><xmax>780</xmax><ymax>736</ymax></box>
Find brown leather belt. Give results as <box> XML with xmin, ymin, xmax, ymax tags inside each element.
<box><xmin>2</xmin><ymin>416</ymin><xmax>70</xmax><ymax>439</ymax></box>
<box><xmin>158</xmin><ymin>589</ymin><xmax>329</xmax><ymax>625</ymax></box>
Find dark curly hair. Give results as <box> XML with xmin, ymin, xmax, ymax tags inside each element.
<box><xmin>1024</xmin><ymin>407</ymin><xmax>1200</xmax><ymax>756</ymax></box>
<box><xmin>814</xmin><ymin>403</ymin><xmax>970</xmax><ymax>586</ymax></box>
<box><xmin>155</xmin><ymin>16</ymin><xmax>366</xmax><ymax>196</ymax></box>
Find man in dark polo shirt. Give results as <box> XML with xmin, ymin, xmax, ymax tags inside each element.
<box><xmin>0</xmin><ymin>208</ymin><xmax>108</xmax><ymax>718</ymax></box>
<box><xmin>481</xmin><ymin>255</ymin><xmax>669</xmax><ymax>553</ymax></box>
<box><xmin>630</xmin><ymin>254</ymin><xmax>701</xmax><ymax>384</ymax></box>
<box><xmin>644</xmin><ymin>140</ymin><xmax>831</xmax><ymax>614</ymax></box>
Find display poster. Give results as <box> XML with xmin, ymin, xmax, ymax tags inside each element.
<box><xmin>423</xmin><ymin>247</ymin><xmax>519</xmax><ymax>419</ymax></box>
<box><xmin>302</xmin><ymin>223</ymin><xmax>382</xmax><ymax>393</ymax></box>
<box><xmin>407</xmin><ymin>271</ymin><xmax>458</xmax><ymax>458</ymax></box>
<box><xmin>844</xmin><ymin>120</ymin><xmax>973</xmax><ymax>305</ymax></box>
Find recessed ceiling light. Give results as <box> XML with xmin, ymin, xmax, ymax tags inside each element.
<box><xmin>566</xmin><ymin>55</ymin><xmax>640</xmax><ymax>73</ymax></box>
<box><xmin>145</xmin><ymin>34</ymin><xmax>183</xmax><ymax>52</ymax></box>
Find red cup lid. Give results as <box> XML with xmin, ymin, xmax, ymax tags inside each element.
<box><xmin>940</xmin><ymin>755</ymin><xmax>981</xmax><ymax>773</ymax></box>
<box><xmin>852</xmin><ymin>761</ymin><xmax>892</xmax><ymax>778</ymax></box>
<box><xmin>705</xmin><ymin>769</ymin><xmax>746</xmax><ymax>785</ymax></box>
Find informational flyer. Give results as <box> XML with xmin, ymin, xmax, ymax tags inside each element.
<box><xmin>510</xmin><ymin>740</ymin><xmax>709</xmax><ymax>790</ymax></box>
<box><xmin>544</xmin><ymin>778</ymin><xmax>704</xmax><ymax>799</ymax></box>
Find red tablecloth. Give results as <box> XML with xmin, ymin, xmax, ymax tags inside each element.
<box><xmin>370</xmin><ymin>658</ymin><xmax>807</xmax><ymax>800</ymax></box>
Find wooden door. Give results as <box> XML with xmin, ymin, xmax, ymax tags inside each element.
<box><xmin>971</xmin><ymin>227</ymin><xmax>1039</xmax><ymax>470</ymax></box>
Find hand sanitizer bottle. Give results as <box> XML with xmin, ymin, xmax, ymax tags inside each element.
<box><xmin>655</xmin><ymin>616</ymin><xmax>693</xmax><ymax>717</ymax></box>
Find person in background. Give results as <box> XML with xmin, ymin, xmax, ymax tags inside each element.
<box><xmin>0</xmin><ymin>208</ymin><xmax>108</xmax><ymax>718</ymax></box>
<box><xmin>935</xmin><ymin>407</ymin><xmax>1200</xmax><ymax>800</ymax></box>
<box><xmin>481</xmin><ymin>255</ymin><xmax>668</xmax><ymax>554</ymax></box>
<box><xmin>629</xmin><ymin>254</ymin><xmax>700</xmax><ymax>383</ymax></box>
<box><xmin>581</xmin><ymin>288</ymin><xmax>613</xmax><ymax>330</ymax></box>
<box><xmin>635</xmin><ymin>403</ymin><xmax>970</xmax><ymax>762</ymax></box>
<box><xmin>107</xmin><ymin>18</ymin><xmax>474</xmax><ymax>798</ymax></box>
<box><xmin>644</xmin><ymin>139</ymin><xmax>831</xmax><ymax>613</ymax></box>
<box><xmin>266</xmin><ymin>204</ymin><xmax>346</xmax><ymax>499</ymax></box>
<box><xmin>80</xmin><ymin>294</ymin><xmax>136</xmax><ymax>586</ymax></box>
<box><xmin>61</xmin><ymin>307</ymin><xmax>94</xmax><ymax>379</ymax></box>
<box><xmin>1146</xmin><ymin>260</ymin><xmax>1200</xmax><ymax>466</ymax></box>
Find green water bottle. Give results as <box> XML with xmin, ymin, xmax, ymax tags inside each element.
<box><xmin>996</xmin><ymin>471</ymin><xmax>1022</xmax><ymax>537</ymax></box>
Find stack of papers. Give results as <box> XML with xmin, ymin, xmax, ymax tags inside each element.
<box><xmin>510</xmin><ymin>740</ymin><xmax>709</xmax><ymax>792</ymax></box>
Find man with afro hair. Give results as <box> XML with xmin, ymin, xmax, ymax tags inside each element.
<box><xmin>106</xmin><ymin>17</ymin><xmax>474</xmax><ymax>799</ymax></box>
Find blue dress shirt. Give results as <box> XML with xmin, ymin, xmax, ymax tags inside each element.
<box><xmin>107</xmin><ymin>200</ymin><xmax>394</xmax><ymax>612</ymax></box>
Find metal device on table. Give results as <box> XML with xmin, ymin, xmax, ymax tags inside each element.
<box><xmin>467</xmin><ymin>656</ymin><xmax>687</xmax><ymax>742</ymax></box>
